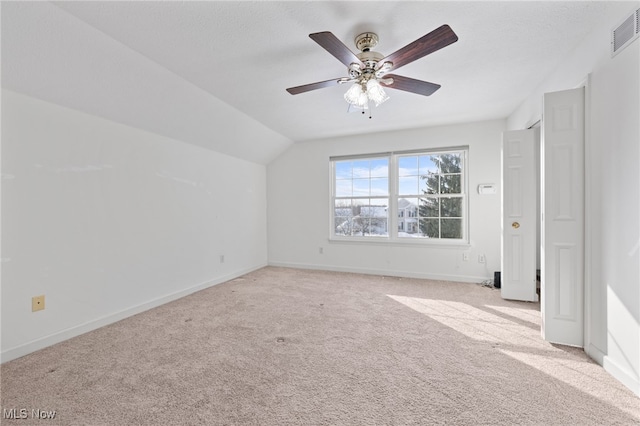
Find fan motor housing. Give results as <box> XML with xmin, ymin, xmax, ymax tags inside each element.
<box><xmin>354</xmin><ymin>34</ymin><xmax>384</xmax><ymax>76</ymax></box>
<box><xmin>354</xmin><ymin>32</ymin><xmax>379</xmax><ymax>52</ymax></box>
<box><xmin>357</xmin><ymin>50</ymin><xmax>384</xmax><ymax>63</ymax></box>
<box><xmin>355</xmin><ymin>51</ymin><xmax>384</xmax><ymax>74</ymax></box>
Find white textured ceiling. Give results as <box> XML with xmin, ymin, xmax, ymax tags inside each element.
<box><xmin>1</xmin><ymin>1</ymin><xmax>625</xmax><ymax>161</ymax></box>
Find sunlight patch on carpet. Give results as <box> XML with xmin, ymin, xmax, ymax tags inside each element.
<box><xmin>483</xmin><ymin>304</ymin><xmax>540</xmax><ymax>326</ymax></box>
<box><xmin>387</xmin><ymin>294</ymin><xmax>640</xmax><ymax>418</ymax></box>
<box><xmin>499</xmin><ymin>349</ymin><xmax>640</xmax><ymax>418</ymax></box>
<box><xmin>387</xmin><ymin>295</ymin><xmax>540</xmax><ymax>348</ymax></box>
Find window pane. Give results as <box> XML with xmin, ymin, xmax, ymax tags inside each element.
<box><xmin>370</xmin><ymin>178</ymin><xmax>389</xmax><ymax>196</ymax></box>
<box><xmin>398</xmin><ymin>156</ymin><xmax>418</xmax><ymax>177</ymax></box>
<box><xmin>352</xmin><ymin>178</ymin><xmax>370</xmax><ymax>196</ymax></box>
<box><xmin>441</xmin><ymin>219</ymin><xmax>462</xmax><ymax>239</ymax></box>
<box><xmin>370</xmin><ymin>158</ymin><xmax>389</xmax><ymax>177</ymax></box>
<box><xmin>334</xmin><ymin>210</ymin><xmax>354</xmax><ymax>220</ymax></box>
<box><xmin>334</xmin><ymin>200</ymin><xmax>355</xmax><ymax>236</ymax></box>
<box><xmin>440</xmin><ymin>175</ymin><xmax>461</xmax><ymax>194</ymax></box>
<box><xmin>440</xmin><ymin>153</ymin><xmax>462</xmax><ymax>173</ymax></box>
<box><xmin>420</xmin><ymin>197</ymin><xmax>439</xmax><ymax>217</ymax></box>
<box><xmin>399</xmin><ymin>176</ymin><xmax>418</xmax><ymax>195</ymax></box>
<box><xmin>398</xmin><ymin>198</ymin><xmax>420</xmax><ymax>237</ymax></box>
<box><xmin>352</xmin><ymin>198</ymin><xmax>367</xmax><ymax>209</ymax></box>
<box><xmin>335</xmin><ymin>179</ymin><xmax>352</xmax><ymax>197</ymax></box>
<box><xmin>335</xmin><ymin>161</ymin><xmax>352</xmax><ymax>179</ymax></box>
<box><xmin>353</xmin><ymin>199</ymin><xmax>388</xmax><ymax>236</ymax></box>
<box><xmin>335</xmin><ymin>217</ymin><xmax>353</xmax><ymax>235</ymax></box>
<box><xmin>420</xmin><ymin>218</ymin><xmax>440</xmax><ymax>238</ymax></box>
<box><xmin>438</xmin><ymin>153</ymin><xmax>462</xmax><ymax>174</ymax></box>
<box><xmin>441</xmin><ymin>197</ymin><xmax>462</xmax><ymax>217</ymax></box>
<box><xmin>421</xmin><ymin>173</ymin><xmax>438</xmax><ymax>194</ymax></box>
<box><xmin>419</xmin><ymin>155</ymin><xmax>438</xmax><ymax>175</ymax></box>
<box><xmin>359</xmin><ymin>202</ymin><xmax>388</xmax><ymax>219</ymax></box>
<box><xmin>352</xmin><ymin>160</ymin><xmax>370</xmax><ymax>178</ymax></box>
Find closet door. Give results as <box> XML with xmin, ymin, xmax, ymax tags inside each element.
<box><xmin>501</xmin><ymin>129</ymin><xmax>539</xmax><ymax>302</ymax></box>
<box><xmin>541</xmin><ymin>87</ymin><xmax>585</xmax><ymax>347</ymax></box>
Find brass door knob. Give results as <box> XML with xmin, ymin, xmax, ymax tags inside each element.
<box><xmin>512</xmin><ymin>222</ymin><xmax>520</xmax><ymax>229</ymax></box>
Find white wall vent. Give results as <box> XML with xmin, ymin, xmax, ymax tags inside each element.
<box><xmin>611</xmin><ymin>8</ymin><xmax>640</xmax><ymax>57</ymax></box>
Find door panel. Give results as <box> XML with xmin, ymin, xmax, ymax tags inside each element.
<box><xmin>501</xmin><ymin>129</ymin><xmax>538</xmax><ymax>302</ymax></box>
<box><xmin>541</xmin><ymin>87</ymin><xmax>585</xmax><ymax>347</ymax></box>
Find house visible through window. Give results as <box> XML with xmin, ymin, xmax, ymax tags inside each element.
<box><xmin>331</xmin><ymin>148</ymin><xmax>467</xmax><ymax>242</ymax></box>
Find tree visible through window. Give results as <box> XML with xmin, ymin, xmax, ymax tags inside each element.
<box><xmin>419</xmin><ymin>154</ymin><xmax>463</xmax><ymax>239</ymax></box>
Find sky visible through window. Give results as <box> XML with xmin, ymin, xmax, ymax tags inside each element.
<box><xmin>398</xmin><ymin>155</ymin><xmax>439</xmax><ymax>196</ymax></box>
<box><xmin>335</xmin><ymin>158</ymin><xmax>389</xmax><ymax>197</ymax></box>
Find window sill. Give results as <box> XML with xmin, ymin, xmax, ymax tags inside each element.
<box><xmin>328</xmin><ymin>236</ymin><xmax>471</xmax><ymax>249</ymax></box>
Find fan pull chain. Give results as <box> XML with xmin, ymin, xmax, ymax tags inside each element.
<box><xmin>360</xmin><ymin>108</ymin><xmax>372</xmax><ymax>119</ymax></box>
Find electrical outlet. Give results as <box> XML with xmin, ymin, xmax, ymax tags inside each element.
<box><xmin>220</xmin><ymin>255</ymin><xmax>225</xmax><ymax>263</ymax></box>
<box><xmin>32</xmin><ymin>295</ymin><xmax>45</xmax><ymax>312</ymax></box>
<box><xmin>462</xmin><ymin>252</ymin><xmax>469</xmax><ymax>261</ymax></box>
<box><xmin>478</xmin><ymin>255</ymin><xmax>486</xmax><ymax>264</ymax></box>
<box><xmin>319</xmin><ymin>247</ymin><xmax>324</xmax><ymax>254</ymax></box>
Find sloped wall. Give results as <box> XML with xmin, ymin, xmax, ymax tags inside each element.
<box><xmin>1</xmin><ymin>90</ymin><xmax>268</xmax><ymax>361</ymax></box>
<box><xmin>1</xmin><ymin>2</ymin><xmax>292</xmax><ymax>165</ymax></box>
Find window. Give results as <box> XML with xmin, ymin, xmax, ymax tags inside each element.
<box><xmin>331</xmin><ymin>148</ymin><xmax>467</xmax><ymax>242</ymax></box>
<box><xmin>333</xmin><ymin>157</ymin><xmax>389</xmax><ymax>237</ymax></box>
<box><xmin>398</xmin><ymin>152</ymin><xmax>464</xmax><ymax>239</ymax></box>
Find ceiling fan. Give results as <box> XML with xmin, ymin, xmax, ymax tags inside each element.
<box><xmin>286</xmin><ymin>25</ymin><xmax>459</xmax><ymax>112</ymax></box>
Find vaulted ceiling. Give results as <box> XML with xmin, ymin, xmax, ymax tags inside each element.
<box><xmin>1</xmin><ymin>1</ymin><xmax>622</xmax><ymax>163</ymax></box>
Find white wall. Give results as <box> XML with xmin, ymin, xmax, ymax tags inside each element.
<box><xmin>508</xmin><ymin>3</ymin><xmax>640</xmax><ymax>396</ymax></box>
<box><xmin>1</xmin><ymin>90</ymin><xmax>268</xmax><ymax>362</ymax></box>
<box><xmin>267</xmin><ymin>119</ymin><xmax>505</xmax><ymax>283</ymax></box>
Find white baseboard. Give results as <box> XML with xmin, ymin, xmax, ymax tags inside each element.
<box><xmin>0</xmin><ymin>264</ymin><xmax>266</xmax><ymax>364</ymax></box>
<box><xmin>585</xmin><ymin>343</ymin><xmax>606</xmax><ymax>365</ymax></box>
<box><xmin>268</xmin><ymin>261</ymin><xmax>490</xmax><ymax>284</ymax></box>
<box><xmin>603</xmin><ymin>355</ymin><xmax>640</xmax><ymax>397</ymax></box>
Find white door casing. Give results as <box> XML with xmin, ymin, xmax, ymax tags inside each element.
<box><xmin>541</xmin><ymin>87</ymin><xmax>585</xmax><ymax>347</ymax></box>
<box><xmin>501</xmin><ymin>129</ymin><xmax>539</xmax><ymax>302</ymax></box>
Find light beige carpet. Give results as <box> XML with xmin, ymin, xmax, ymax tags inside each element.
<box><xmin>1</xmin><ymin>267</ymin><xmax>639</xmax><ymax>425</ymax></box>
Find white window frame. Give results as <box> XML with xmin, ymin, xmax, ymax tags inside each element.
<box><xmin>330</xmin><ymin>147</ymin><xmax>469</xmax><ymax>245</ymax></box>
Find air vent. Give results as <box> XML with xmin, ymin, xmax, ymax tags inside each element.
<box><xmin>612</xmin><ymin>8</ymin><xmax>640</xmax><ymax>57</ymax></box>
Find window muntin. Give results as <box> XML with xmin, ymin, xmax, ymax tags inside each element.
<box><xmin>332</xmin><ymin>149</ymin><xmax>466</xmax><ymax>242</ymax></box>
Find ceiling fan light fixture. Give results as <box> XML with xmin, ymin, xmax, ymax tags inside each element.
<box><xmin>366</xmin><ymin>79</ymin><xmax>389</xmax><ymax>106</ymax></box>
<box><xmin>344</xmin><ymin>83</ymin><xmax>369</xmax><ymax>109</ymax></box>
<box><xmin>344</xmin><ymin>78</ymin><xmax>389</xmax><ymax>109</ymax></box>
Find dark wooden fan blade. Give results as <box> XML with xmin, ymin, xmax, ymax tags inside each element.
<box><xmin>380</xmin><ymin>25</ymin><xmax>458</xmax><ymax>72</ymax></box>
<box><xmin>286</xmin><ymin>78</ymin><xmax>344</xmax><ymax>95</ymax></box>
<box><xmin>309</xmin><ymin>32</ymin><xmax>363</xmax><ymax>67</ymax></box>
<box><xmin>385</xmin><ymin>74</ymin><xmax>441</xmax><ymax>96</ymax></box>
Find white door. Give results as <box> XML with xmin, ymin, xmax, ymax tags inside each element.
<box><xmin>501</xmin><ymin>129</ymin><xmax>539</xmax><ymax>302</ymax></box>
<box><xmin>541</xmin><ymin>87</ymin><xmax>585</xmax><ymax>347</ymax></box>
